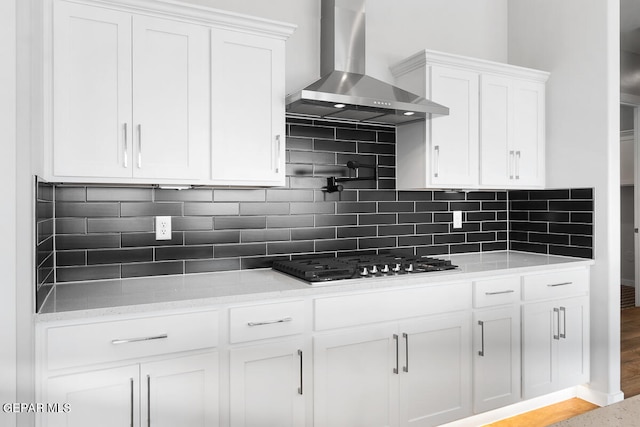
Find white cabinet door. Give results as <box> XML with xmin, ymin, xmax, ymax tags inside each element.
<box><xmin>556</xmin><ymin>296</ymin><xmax>590</xmax><ymax>389</ymax></box>
<box><xmin>52</xmin><ymin>1</ymin><xmax>132</xmax><ymax>178</ymax></box>
<box><xmin>480</xmin><ymin>75</ymin><xmax>544</xmax><ymax>188</ymax></box>
<box><xmin>512</xmin><ymin>80</ymin><xmax>545</xmax><ymax>187</ymax></box>
<box><xmin>522</xmin><ymin>300</ymin><xmax>556</xmax><ymax>398</ymax></box>
<box><xmin>211</xmin><ymin>29</ymin><xmax>286</xmax><ymax>186</ymax></box>
<box><xmin>141</xmin><ymin>352</ymin><xmax>219</xmax><ymax>427</ymax></box>
<box><xmin>229</xmin><ymin>339</ymin><xmax>305</xmax><ymax>427</ymax></box>
<box><xmin>45</xmin><ymin>365</ymin><xmax>140</xmax><ymax>427</ymax></box>
<box><xmin>479</xmin><ymin>74</ymin><xmax>511</xmax><ymax>187</ymax></box>
<box><xmin>473</xmin><ymin>307</ymin><xmax>521</xmax><ymax>413</ymax></box>
<box><xmin>429</xmin><ymin>66</ymin><xmax>479</xmax><ymax>188</ymax></box>
<box><xmin>313</xmin><ymin>325</ymin><xmax>399</xmax><ymax>427</ymax></box>
<box><xmin>132</xmin><ymin>16</ymin><xmax>210</xmax><ymax>180</ymax></box>
<box><xmin>398</xmin><ymin>312</ymin><xmax>472</xmax><ymax>427</ymax></box>
<box><xmin>522</xmin><ymin>296</ymin><xmax>589</xmax><ymax>399</ymax></box>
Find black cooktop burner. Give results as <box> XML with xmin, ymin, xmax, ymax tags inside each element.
<box><xmin>272</xmin><ymin>254</ymin><xmax>457</xmax><ymax>283</ymax></box>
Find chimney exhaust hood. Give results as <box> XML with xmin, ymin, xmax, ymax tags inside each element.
<box><xmin>285</xmin><ymin>0</ymin><xmax>449</xmax><ymax>125</ymax></box>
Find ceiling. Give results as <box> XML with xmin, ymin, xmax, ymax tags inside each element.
<box><xmin>622</xmin><ymin>0</ymin><xmax>640</xmax><ymax>53</ymax></box>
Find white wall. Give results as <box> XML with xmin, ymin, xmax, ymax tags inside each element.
<box><xmin>508</xmin><ymin>0</ymin><xmax>622</xmax><ymax>404</ymax></box>
<box><xmin>181</xmin><ymin>0</ymin><xmax>508</xmax><ymax>92</ymax></box>
<box><xmin>0</xmin><ymin>0</ymin><xmax>18</xmax><ymax>425</ymax></box>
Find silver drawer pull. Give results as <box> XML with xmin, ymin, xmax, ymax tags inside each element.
<box><xmin>547</xmin><ymin>282</ymin><xmax>572</xmax><ymax>287</ymax></box>
<box><xmin>485</xmin><ymin>290</ymin><xmax>515</xmax><ymax>296</ymax></box>
<box><xmin>247</xmin><ymin>317</ymin><xmax>292</xmax><ymax>327</ymax></box>
<box><xmin>111</xmin><ymin>333</ymin><xmax>168</xmax><ymax>345</ymax></box>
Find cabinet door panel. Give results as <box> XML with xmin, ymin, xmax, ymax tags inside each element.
<box><xmin>211</xmin><ymin>30</ymin><xmax>285</xmax><ymax>186</ymax></box>
<box><xmin>399</xmin><ymin>313</ymin><xmax>471</xmax><ymax>427</ymax></box>
<box><xmin>132</xmin><ymin>16</ymin><xmax>210</xmax><ymax>180</ymax></box>
<box><xmin>314</xmin><ymin>325</ymin><xmax>398</xmax><ymax>427</ymax></box>
<box><xmin>229</xmin><ymin>339</ymin><xmax>305</xmax><ymax>427</ymax></box>
<box><xmin>557</xmin><ymin>296</ymin><xmax>589</xmax><ymax>388</ymax></box>
<box><xmin>522</xmin><ymin>301</ymin><xmax>556</xmax><ymax>398</ymax></box>
<box><xmin>479</xmin><ymin>75</ymin><xmax>511</xmax><ymax>187</ymax></box>
<box><xmin>53</xmin><ymin>1</ymin><xmax>132</xmax><ymax>178</ymax></box>
<box><xmin>45</xmin><ymin>365</ymin><xmax>139</xmax><ymax>427</ymax></box>
<box><xmin>142</xmin><ymin>352</ymin><xmax>219</xmax><ymax>427</ymax></box>
<box><xmin>473</xmin><ymin>307</ymin><xmax>520</xmax><ymax>413</ymax></box>
<box><xmin>429</xmin><ymin>66</ymin><xmax>479</xmax><ymax>187</ymax></box>
<box><xmin>513</xmin><ymin>80</ymin><xmax>545</xmax><ymax>186</ymax></box>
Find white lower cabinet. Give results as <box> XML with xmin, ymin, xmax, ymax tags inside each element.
<box><xmin>398</xmin><ymin>313</ymin><xmax>472</xmax><ymax>427</ymax></box>
<box><xmin>229</xmin><ymin>339</ymin><xmax>305</xmax><ymax>427</ymax></box>
<box><xmin>313</xmin><ymin>312</ymin><xmax>472</xmax><ymax>427</ymax></box>
<box><xmin>522</xmin><ymin>296</ymin><xmax>590</xmax><ymax>399</ymax></box>
<box><xmin>46</xmin><ymin>365</ymin><xmax>140</xmax><ymax>427</ymax></box>
<box><xmin>314</xmin><ymin>324</ymin><xmax>398</xmax><ymax>427</ymax></box>
<box><xmin>45</xmin><ymin>352</ymin><xmax>219</xmax><ymax>427</ymax></box>
<box><xmin>473</xmin><ymin>306</ymin><xmax>521</xmax><ymax>413</ymax></box>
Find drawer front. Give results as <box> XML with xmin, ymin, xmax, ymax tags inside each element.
<box><xmin>47</xmin><ymin>310</ymin><xmax>219</xmax><ymax>371</ymax></box>
<box><xmin>522</xmin><ymin>268</ymin><xmax>589</xmax><ymax>301</ymax></box>
<box><xmin>229</xmin><ymin>300</ymin><xmax>305</xmax><ymax>343</ymax></box>
<box><xmin>314</xmin><ymin>281</ymin><xmax>472</xmax><ymax>331</ymax></box>
<box><xmin>474</xmin><ymin>276</ymin><xmax>521</xmax><ymax>307</ymax></box>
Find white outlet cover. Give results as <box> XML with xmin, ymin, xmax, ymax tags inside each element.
<box><xmin>155</xmin><ymin>216</ymin><xmax>172</xmax><ymax>240</ymax></box>
<box><xmin>453</xmin><ymin>211</ymin><xmax>463</xmax><ymax>229</ymax></box>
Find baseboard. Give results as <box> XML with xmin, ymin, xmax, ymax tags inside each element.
<box><xmin>577</xmin><ymin>384</ymin><xmax>624</xmax><ymax>406</ymax></box>
<box><xmin>621</xmin><ymin>279</ymin><xmax>635</xmax><ymax>287</ymax></box>
<box><xmin>439</xmin><ymin>388</ymin><xmax>579</xmax><ymax>427</ymax></box>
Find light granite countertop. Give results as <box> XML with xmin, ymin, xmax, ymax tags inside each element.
<box><xmin>37</xmin><ymin>251</ymin><xmax>594</xmax><ymax>322</ymax></box>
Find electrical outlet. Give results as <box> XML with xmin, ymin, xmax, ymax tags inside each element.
<box><xmin>453</xmin><ymin>211</ymin><xmax>463</xmax><ymax>229</ymax></box>
<box><xmin>155</xmin><ymin>216</ymin><xmax>172</xmax><ymax>240</ymax></box>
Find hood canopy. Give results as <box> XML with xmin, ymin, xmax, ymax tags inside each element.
<box><xmin>285</xmin><ymin>0</ymin><xmax>448</xmax><ymax>125</ymax></box>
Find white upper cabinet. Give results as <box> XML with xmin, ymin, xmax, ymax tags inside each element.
<box><xmin>44</xmin><ymin>0</ymin><xmax>295</xmax><ymax>185</ymax></box>
<box><xmin>392</xmin><ymin>49</ymin><xmax>549</xmax><ymax>190</ymax></box>
<box><xmin>131</xmin><ymin>15</ymin><xmax>210</xmax><ymax>181</ymax></box>
<box><xmin>52</xmin><ymin>1</ymin><xmax>133</xmax><ymax>179</ymax></box>
<box><xmin>429</xmin><ymin>66</ymin><xmax>479</xmax><ymax>188</ymax></box>
<box><xmin>210</xmin><ymin>29</ymin><xmax>286</xmax><ymax>186</ymax></box>
<box><xmin>481</xmin><ymin>75</ymin><xmax>545</xmax><ymax>188</ymax></box>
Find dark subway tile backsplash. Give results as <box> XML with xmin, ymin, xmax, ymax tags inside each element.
<box><xmin>38</xmin><ymin>118</ymin><xmax>594</xmax><ymax>290</ymax></box>
<box><xmin>509</xmin><ymin>189</ymin><xmax>593</xmax><ymax>258</ymax></box>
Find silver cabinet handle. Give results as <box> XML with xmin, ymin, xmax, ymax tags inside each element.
<box><xmin>402</xmin><ymin>333</ymin><xmax>409</xmax><ymax>372</ymax></box>
<box><xmin>515</xmin><ymin>150</ymin><xmax>521</xmax><ymax>179</ymax></box>
<box><xmin>478</xmin><ymin>321</ymin><xmax>485</xmax><ymax>356</ymax></box>
<box><xmin>485</xmin><ymin>289</ymin><xmax>515</xmax><ymax>296</ymax></box>
<box><xmin>130</xmin><ymin>378</ymin><xmax>134</xmax><ymax>427</ymax></box>
<box><xmin>547</xmin><ymin>282</ymin><xmax>572</xmax><ymax>287</ymax></box>
<box><xmin>393</xmin><ymin>334</ymin><xmax>399</xmax><ymax>374</ymax></box>
<box><xmin>553</xmin><ymin>307</ymin><xmax>560</xmax><ymax>340</ymax></box>
<box><xmin>137</xmin><ymin>124</ymin><xmax>142</xmax><ymax>168</ymax></box>
<box><xmin>509</xmin><ymin>150</ymin><xmax>515</xmax><ymax>179</ymax></box>
<box><xmin>147</xmin><ymin>374</ymin><xmax>151</xmax><ymax>427</ymax></box>
<box><xmin>560</xmin><ymin>306</ymin><xmax>566</xmax><ymax>339</ymax></box>
<box><xmin>298</xmin><ymin>349</ymin><xmax>303</xmax><ymax>395</ymax></box>
<box><xmin>123</xmin><ymin>123</ymin><xmax>128</xmax><ymax>168</ymax></box>
<box><xmin>434</xmin><ymin>145</ymin><xmax>440</xmax><ymax>178</ymax></box>
<box><xmin>247</xmin><ymin>317</ymin><xmax>292</xmax><ymax>327</ymax></box>
<box><xmin>111</xmin><ymin>333</ymin><xmax>168</xmax><ymax>345</ymax></box>
<box><xmin>275</xmin><ymin>135</ymin><xmax>281</xmax><ymax>174</ymax></box>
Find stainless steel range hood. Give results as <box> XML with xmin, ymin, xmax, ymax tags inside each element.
<box><xmin>286</xmin><ymin>0</ymin><xmax>448</xmax><ymax>125</ymax></box>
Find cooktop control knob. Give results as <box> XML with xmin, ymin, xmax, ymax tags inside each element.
<box><xmin>370</xmin><ymin>265</ymin><xmax>379</xmax><ymax>274</ymax></box>
<box><xmin>405</xmin><ymin>263</ymin><xmax>414</xmax><ymax>273</ymax></box>
<box><xmin>380</xmin><ymin>264</ymin><xmax>390</xmax><ymax>273</ymax></box>
<box><xmin>359</xmin><ymin>266</ymin><xmax>369</xmax><ymax>276</ymax></box>
<box><xmin>392</xmin><ymin>263</ymin><xmax>402</xmax><ymax>273</ymax></box>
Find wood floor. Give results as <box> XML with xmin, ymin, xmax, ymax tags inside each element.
<box><xmin>621</xmin><ymin>305</ymin><xmax>640</xmax><ymax>397</ymax></box>
<box><xmin>484</xmin><ymin>305</ymin><xmax>640</xmax><ymax>427</ymax></box>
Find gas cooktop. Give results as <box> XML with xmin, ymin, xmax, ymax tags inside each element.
<box><xmin>272</xmin><ymin>254</ymin><xmax>458</xmax><ymax>283</ymax></box>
